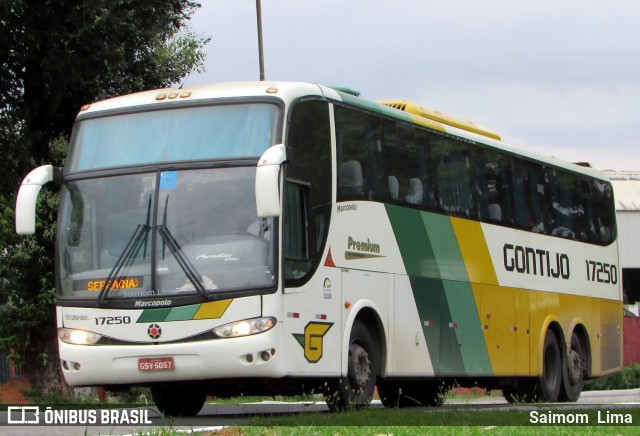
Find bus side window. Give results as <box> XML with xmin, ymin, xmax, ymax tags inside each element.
<box><xmin>336</xmin><ymin>106</ymin><xmax>384</xmax><ymax>201</ymax></box>
<box><xmin>383</xmin><ymin>121</ymin><xmax>422</xmax><ymax>206</ymax></box>
<box><xmin>575</xmin><ymin>178</ymin><xmax>596</xmax><ymax>242</ymax></box>
<box><xmin>283</xmin><ymin>181</ymin><xmax>311</xmax><ymax>280</ymax></box>
<box><xmin>475</xmin><ymin>148</ymin><xmax>510</xmax><ymax>224</ymax></box>
<box><xmin>285</xmin><ymin>99</ymin><xmax>332</xmax><ymax>286</ymax></box>
<box><xmin>592</xmin><ymin>180</ymin><xmax>615</xmax><ymax>244</ymax></box>
<box><xmin>512</xmin><ymin>159</ymin><xmax>546</xmax><ymax>232</ymax></box>
<box><xmin>433</xmin><ymin>137</ymin><xmax>475</xmax><ymax>218</ymax></box>
<box><xmin>547</xmin><ymin>168</ymin><xmax>578</xmax><ymax>239</ymax></box>
<box><xmin>416</xmin><ymin>130</ymin><xmax>434</xmax><ymax>209</ymax></box>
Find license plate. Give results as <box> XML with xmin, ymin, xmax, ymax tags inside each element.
<box><xmin>138</xmin><ymin>357</ymin><xmax>174</xmax><ymax>371</ymax></box>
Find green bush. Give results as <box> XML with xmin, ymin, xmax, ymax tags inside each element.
<box><xmin>584</xmin><ymin>364</ymin><xmax>640</xmax><ymax>390</ymax></box>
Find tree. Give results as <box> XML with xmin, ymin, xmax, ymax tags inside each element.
<box><xmin>0</xmin><ymin>0</ymin><xmax>209</xmax><ymax>395</ymax></box>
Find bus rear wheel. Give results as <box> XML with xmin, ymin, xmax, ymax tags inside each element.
<box><xmin>537</xmin><ymin>329</ymin><xmax>562</xmax><ymax>401</ymax></box>
<box><xmin>151</xmin><ymin>384</ymin><xmax>207</xmax><ymax>417</ymax></box>
<box><xmin>559</xmin><ymin>332</ymin><xmax>585</xmax><ymax>402</ymax></box>
<box><xmin>325</xmin><ymin>321</ymin><xmax>378</xmax><ymax>412</ymax></box>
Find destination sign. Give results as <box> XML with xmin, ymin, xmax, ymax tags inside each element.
<box><xmin>74</xmin><ymin>276</ymin><xmax>144</xmax><ymax>292</ymax></box>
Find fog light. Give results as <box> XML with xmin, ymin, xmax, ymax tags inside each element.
<box><xmin>260</xmin><ymin>351</ymin><xmax>271</xmax><ymax>361</ymax></box>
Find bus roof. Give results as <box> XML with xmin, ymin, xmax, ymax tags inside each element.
<box><xmin>77</xmin><ymin>81</ymin><xmax>610</xmax><ymax>183</ymax></box>
<box><xmin>377</xmin><ymin>100</ymin><xmax>501</xmax><ymax>141</ymax></box>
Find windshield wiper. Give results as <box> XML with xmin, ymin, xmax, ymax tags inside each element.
<box><xmin>98</xmin><ymin>194</ymin><xmax>209</xmax><ymax>304</ymax></box>
<box><xmin>157</xmin><ymin>194</ymin><xmax>208</xmax><ymax>298</ymax></box>
<box><xmin>156</xmin><ymin>225</ymin><xmax>208</xmax><ymax>298</ymax></box>
<box><xmin>98</xmin><ymin>197</ymin><xmax>152</xmax><ymax>305</ymax></box>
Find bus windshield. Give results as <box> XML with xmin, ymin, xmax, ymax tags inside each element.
<box><xmin>67</xmin><ymin>103</ymin><xmax>280</xmax><ymax>171</ymax></box>
<box><xmin>58</xmin><ymin>166</ymin><xmax>275</xmax><ymax>301</ymax></box>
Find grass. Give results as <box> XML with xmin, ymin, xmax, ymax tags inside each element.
<box><xmin>125</xmin><ymin>405</ymin><xmax>640</xmax><ymax>435</ymax></box>
<box><xmin>131</xmin><ymin>423</ymin><xmax>640</xmax><ymax>436</ymax></box>
<box><xmin>243</xmin><ymin>407</ymin><xmax>640</xmax><ymax>427</ymax></box>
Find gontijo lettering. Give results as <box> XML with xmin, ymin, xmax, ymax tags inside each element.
<box><xmin>503</xmin><ymin>243</ymin><xmax>570</xmax><ymax>279</ymax></box>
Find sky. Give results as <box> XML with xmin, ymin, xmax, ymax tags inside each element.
<box><xmin>187</xmin><ymin>0</ymin><xmax>640</xmax><ymax>172</ymax></box>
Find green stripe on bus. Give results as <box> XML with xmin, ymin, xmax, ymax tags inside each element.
<box><xmin>422</xmin><ymin>213</ymin><xmax>493</xmax><ymax>374</ymax></box>
<box><xmin>386</xmin><ymin>204</ymin><xmax>493</xmax><ymax>376</ymax></box>
<box><xmin>136</xmin><ymin>307</ymin><xmax>171</xmax><ymax>323</ymax></box>
<box><xmin>386</xmin><ymin>205</ymin><xmax>439</xmax><ymax>278</ymax></box>
<box><xmin>164</xmin><ymin>304</ymin><xmax>201</xmax><ymax>321</ymax></box>
<box><xmin>442</xmin><ymin>280</ymin><xmax>493</xmax><ymax>375</ymax></box>
<box><xmin>421</xmin><ymin>213</ymin><xmax>469</xmax><ymax>282</ymax></box>
<box><xmin>410</xmin><ymin>276</ymin><xmax>465</xmax><ymax>374</ymax></box>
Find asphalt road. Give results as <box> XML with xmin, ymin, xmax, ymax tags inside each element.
<box><xmin>1</xmin><ymin>388</ymin><xmax>638</xmax><ymax>436</ymax></box>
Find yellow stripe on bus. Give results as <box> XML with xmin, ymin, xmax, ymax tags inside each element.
<box><xmin>451</xmin><ymin>218</ymin><xmax>498</xmax><ymax>286</ymax></box>
<box><xmin>193</xmin><ymin>299</ymin><xmax>233</xmax><ymax>320</ymax></box>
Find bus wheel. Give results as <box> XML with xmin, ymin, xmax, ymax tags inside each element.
<box><xmin>559</xmin><ymin>332</ymin><xmax>585</xmax><ymax>402</ymax></box>
<box><xmin>325</xmin><ymin>321</ymin><xmax>378</xmax><ymax>412</ymax></box>
<box><xmin>378</xmin><ymin>381</ymin><xmax>446</xmax><ymax>408</ymax></box>
<box><xmin>535</xmin><ymin>329</ymin><xmax>562</xmax><ymax>402</ymax></box>
<box><xmin>151</xmin><ymin>385</ymin><xmax>207</xmax><ymax>417</ymax></box>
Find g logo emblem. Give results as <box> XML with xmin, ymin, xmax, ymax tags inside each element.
<box><xmin>292</xmin><ymin>322</ymin><xmax>333</xmax><ymax>363</ymax></box>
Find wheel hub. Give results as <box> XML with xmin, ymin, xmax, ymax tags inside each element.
<box><xmin>349</xmin><ymin>343</ymin><xmax>371</xmax><ymax>389</ymax></box>
<box><xmin>568</xmin><ymin>349</ymin><xmax>582</xmax><ymax>384</ymax></box>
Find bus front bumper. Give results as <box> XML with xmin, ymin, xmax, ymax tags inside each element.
<box><xmin>59</xmin><ymin>323</ymin><xmax>285</xmax><ymax>386</ymax></box>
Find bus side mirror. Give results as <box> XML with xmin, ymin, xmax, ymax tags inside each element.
<box><xmin>256</xmin><ymin>144</ymin><xmax>286</xmax><ymax>218</ymax></box>
<box><xmin>15</xmin><ymin>165</ymin><xmax>60</xmax><ymax>235</ymax></box>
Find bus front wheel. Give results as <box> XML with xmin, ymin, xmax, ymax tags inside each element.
<box><xmin>503</xmin><ymin>330</ymin><xmax>562</xmax><ymax>403</ymax></box>
<box><xmin>151</xmin><ymin>384</ymin><xmax>207</xmax><ymax>417</ymax></box>
<box><xmin>325</xmin><ymin>321</ymin><xmax>378</xmax><ymax>412</ymax></box>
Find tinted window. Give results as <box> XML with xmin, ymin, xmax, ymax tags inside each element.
<box><xmin>432</xmin><ymin>137</ymin><xmax>475</xmax><ymax>218</ymax></box>
<box><xmin>285</xmin><ymin>99</ymin><xmax>332</xmax><ymax>285</ymax></box>
<box><xmin>336</xmin><ymin>106</ymin><xmax>385</xmax><ymax>201</ymax></box>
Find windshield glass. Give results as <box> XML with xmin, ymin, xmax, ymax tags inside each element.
<box><xmin>67</xmin><ymin>103</ymin><xmax>280</xmax><ymax>171</ymax></box>
<box><xmin>58</xmin><ymin>167</ymin><xmax>275</xmax><ymax>301</ymax></box>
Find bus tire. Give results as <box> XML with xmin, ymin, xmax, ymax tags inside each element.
<box><xmin>535</xmin><ymin>329</ymin><xmax>562</xmax><ymax>402</ymax></box>
<box><xmin>151</xmin><ymin>385</ymin><xmax>207</xmax><ymax>417</ymax></box>
<box><xmin>325</xmin><ymin>321</ymin><xmax>378</xmax><ymax>412</ymax></box>
<box><xmin>559</xmin><ymin>332</ymin><xmax>585</xmax><ymax>402</ymax></box>
<box><xmin>378</xmin><ymin>381</ymin><xmax>446</xmax><ymax>408</ymax></box>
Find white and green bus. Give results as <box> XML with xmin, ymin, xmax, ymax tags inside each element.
<box><xmin>15</xmin><ymin>82</ymin><xmax>621</xmax><ymax>416</ymax></box>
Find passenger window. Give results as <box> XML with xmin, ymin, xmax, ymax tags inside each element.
<box><xmin>547</xmin><ymin>168</ymin><xmax>578</xmax><ymax>239</ymax></box>
<box><xmin>384</xmin><ymin>121</ymin><xmax>423</xmax><ymax>206</ymax></box>
<box><xmin>592</xmin><ymin>180</ymin><xmax>615</xmax><ymax>244</ymax></box>
<box><xmin>432</xmin><ymin>138</ymin><xmax>475</xmax><ymax>218</ymax></box>
<box><xmin>512</xmin><ymin>159</ymin><xmax>546</xmax><ymax>232</ymax></box>
<box><xmin>336</xmin><ymin>106</ymin><xmax>385</xmax><ymax>201</ymax></box>
<box><xmin>475</xmin><ymin>148</ymin><xmax>512</xmax><ymax>225</ymax></box>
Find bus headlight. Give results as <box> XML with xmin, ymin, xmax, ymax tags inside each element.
<box><xmin>213</xmin><ymin>317</ymin><xmax>276</xmax><ymax>338</ymax></box>
<box><xmin>58</xmin><ymin>328</ymin><xmax>102</xmax><ymax>345</ymax></box>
